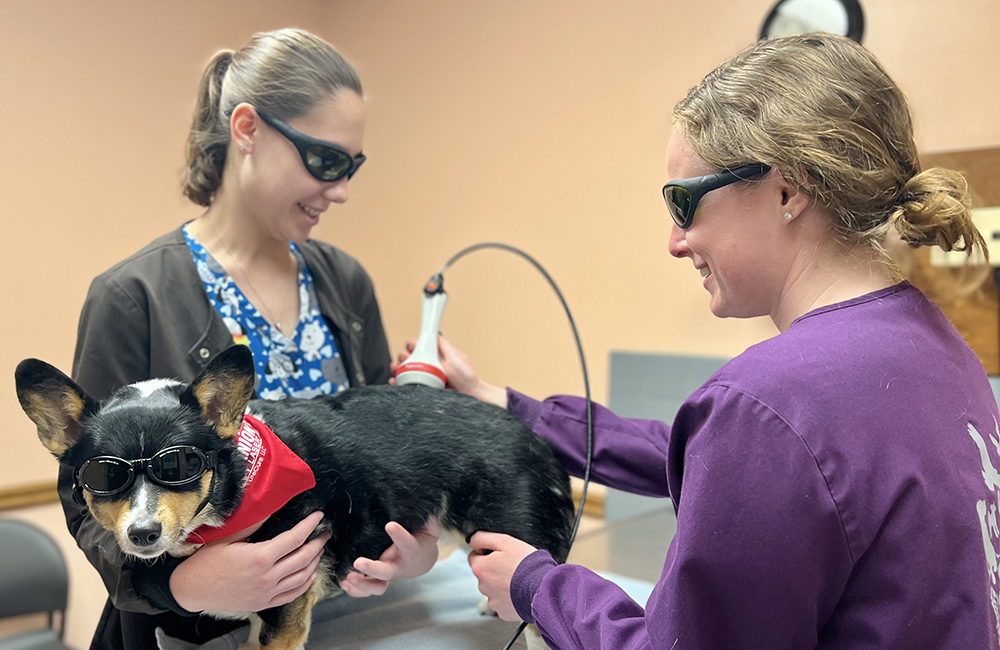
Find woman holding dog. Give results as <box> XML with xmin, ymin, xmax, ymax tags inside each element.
<box><xmin>401</xmin><ymin>34</ymin><xmax>999</xmax><ymax>648</ymax></box>
<box><xmin>67</xmin><ymin>28</ymin><xmax>437</xmax><ymax>650</ymax></box>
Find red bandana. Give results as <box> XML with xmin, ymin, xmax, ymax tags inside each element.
<box><xmin>186</xmin><ymin>414</ymin><xmax>316</xmax><ymax>545</ymax></box>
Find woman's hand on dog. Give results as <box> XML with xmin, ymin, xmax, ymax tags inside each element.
<box><xmin>467</xmin><ymin>531</ymin><xmax>538</xmax><ymax>621</ymax></box>
<box><xmin>341</xmin><ymin>517</ymin><xmax>442</xmax><ymax>597</ymax></box>
<box><xmin>170</xmin><ymin>511</ymin><xmax>330</xmax><ymax>613</ymax></box>
<box><xmin>390</xmin><ymin>335</ymin><xmax>508</xmax><ymax>409</ymax></box>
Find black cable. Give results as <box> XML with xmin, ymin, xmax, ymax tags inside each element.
<box><xmin>438</xmin><ymin>242</ymin><xmax>594</xmax><ymax>649</ymax></box>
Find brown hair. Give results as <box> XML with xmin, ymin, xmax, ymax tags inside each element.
<box><xmin>673</xmin><ymin>33</ymin><xmax>987</xmax><ymax>269</ymax></box>
<box><xmin>183</xmin><ymin>28</ymin><xmax>363</xmax><ymax>207</ymax></box>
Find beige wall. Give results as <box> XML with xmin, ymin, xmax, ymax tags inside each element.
<box><xmin>3</xmin><ymin>0</ymin><xmax>998</xmax><ymax>489</ymax></box>
<box><xmin>1</xmin><ymin>0</ymin><xmax>997</xmax><ymax>645</ymax></box>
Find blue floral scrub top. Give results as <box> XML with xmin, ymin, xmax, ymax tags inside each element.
<box><xmin>183</xmin><ymin>224</ymin><xmax>350</xmax><ymax>399</ymax></box>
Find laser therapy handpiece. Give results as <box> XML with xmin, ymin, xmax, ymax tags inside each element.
<box><xmin>394</xmin><ymin>273</ymin><xmax>448</xmax><ymax>388</ymax></box>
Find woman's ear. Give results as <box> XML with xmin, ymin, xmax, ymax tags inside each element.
<box><xmin>229</xmin><ymin>103</ymin><xmax>258</xmax><ymax>153</ymax></box>
<box><xmin>776</xmin><ymin>172</ymin><xmax>810</xmax><ymax>220</ymax></box>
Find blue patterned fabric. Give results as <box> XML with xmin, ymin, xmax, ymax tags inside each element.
<box><xmin>183</xmin><ymin>224</ymin><xmax>349</xmax><ymax>399</ymax></box>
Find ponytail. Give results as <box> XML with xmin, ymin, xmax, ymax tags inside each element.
<box><xmin>889</xmin><ymin>167</ymin><xmax>988</xmax><ymax>261</ymax></box>
<box><xmin>182</xmin><ymin>50</ymin><xmax>235</xmax><ymax>207</ymax></box>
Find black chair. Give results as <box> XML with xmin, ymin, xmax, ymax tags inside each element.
<box><xmin>0</xmin><ymin>519</ymin><xmax>74</xmax><ymax>650</ymax></box>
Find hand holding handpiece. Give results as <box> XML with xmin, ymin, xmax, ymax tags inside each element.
<box><xmin>391</xmin><ymin>335</ymin><xmax>508</xmax><ymax>409</ymax></box>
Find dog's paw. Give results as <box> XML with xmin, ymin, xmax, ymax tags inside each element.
<box><xmin>167</xmin><ymin>542</ymin><xmax>203</xmax><ymax>558</ymax></box>
<box><xmin>477</xmin><ymin>596</ymin><xmax>498</xmax><ymax>617</ymax></box>
<box><xmin>524</xmin><ymin>624</ymin><xmax>549</xmax><ymax>650</ymax></box>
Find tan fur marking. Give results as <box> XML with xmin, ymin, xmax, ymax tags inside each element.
<box><xmin>24</xmin><ymin>389</ymin><xmax>85</xmax><ymax>455</ymax></box>
<box><xmin>260</xmin><ymin>560</ymin><xmax>332</xmax><ymax>650</ymax></box>
<box><xmin>156</xmin><ymin>474</ymin><xmax>214</xmax><ymax>541</ymax></box>
<box><xmin>86</xmin><ymin>495</ymin><xmax>129</xmax><ymax>532</ymax></box>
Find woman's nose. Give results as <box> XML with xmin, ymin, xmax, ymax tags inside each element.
<box><xmin>667</xmin><ymin>222</ymin><xmax>690</xmax><ymax>259</ymax></box>
<box><xmin>322</xmin><ymin>178</ymin><xmax>350</xmax><ymax>204</ymax></box>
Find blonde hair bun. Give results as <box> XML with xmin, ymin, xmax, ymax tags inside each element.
<box><xmin>891</xmin><ymin>168</ymin><xmax>982</xmax><ymax>253</ymax></box>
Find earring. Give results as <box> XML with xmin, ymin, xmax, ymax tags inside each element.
<box><xmin>784</xmin><ymin>212</ymin><xmax>793</xmax><ymax>221</ymax></box>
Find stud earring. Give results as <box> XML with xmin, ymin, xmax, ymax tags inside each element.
<box><xmin>784</xmin><ymin>212</ymin><xmax>793</xmax><ymax>221</ymax></box>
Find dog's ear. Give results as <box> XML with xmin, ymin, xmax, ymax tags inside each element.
<box><xmin>15</xmin><ymin>359</ymin><xmax>98</xmax><ymax>457</ymax></box>
<box><xmin>180</xmin><ymin>346</ymin><xmax>256</xmax><ymax>439</ymax></box>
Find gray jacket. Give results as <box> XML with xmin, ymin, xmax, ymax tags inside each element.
<box><xmin>59</xmin><ymin>226</ymin><xmax>392</xmax><ymax>624</ymax></box>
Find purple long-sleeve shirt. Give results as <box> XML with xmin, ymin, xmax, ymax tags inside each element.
<box><xmin>507</xmin><ymin>283</ymin><xmax>1000</xmax><ymax>649</ymax></box>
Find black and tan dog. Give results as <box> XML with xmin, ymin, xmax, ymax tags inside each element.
<box><xmin>15</xmin><ymin>345</ymin><xmax>574</xmax><ymax>649</ymax></box>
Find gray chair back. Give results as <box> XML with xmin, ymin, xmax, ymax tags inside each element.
<box><xmin>0</xmin><ymin>519</ymin><xmax>69</xmax><ymax>637</ymax></box>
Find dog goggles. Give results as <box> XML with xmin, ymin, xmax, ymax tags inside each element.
<box><xmin>255</xmin><ymin>108</ymin><xmax>366</xmax><ymax>183</ymax></box>
<box><xmin>76</xmin><ymin>446</ymin><xmax>216</xmax><ymax>496</ymax></box>
<box><xmin>661</xmin><ymin>163</ymin><xmax>771</xmax><ymax>229</ymax></box>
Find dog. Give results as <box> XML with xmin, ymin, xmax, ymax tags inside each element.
<box><xmin>15</xmin><ymin>345</ymin><xmax>575</xmax><ymax>650</ymax></box>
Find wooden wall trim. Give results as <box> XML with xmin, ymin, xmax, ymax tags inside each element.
<box><xmin>573</xmin><ymin>481</ymin><xmax>605</xmax><ymax>518</ymax></box>
<box><xmin>0</xmin><ymin>481</ymin><xmax>59</xmax><ymax>511</ymax></box>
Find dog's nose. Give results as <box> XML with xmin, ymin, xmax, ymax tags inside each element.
<box><xmin>127</xmin><ymin>522</ymin><xmax>162</xmax><ymax>547</ymax></box>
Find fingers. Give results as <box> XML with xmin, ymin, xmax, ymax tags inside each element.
<box><xmin>270</xmin><ymin>571</ymin><xmax>318</xmax><ymax>607</ymax></box>
<box><xmin>468</xmin><ymin>530</ymin><xmax>505</xmax><ymax>552</ymax></box>
<box><xmin>264</xmin><ymin>511</ymin><xmax>325</xmax><ymax>557</ymax></box>
<box><xmin>394</xmin><ymin>341</ymin><xmax>416</xmax><ymax>365</ymax></box>
<box><xmin>264</xmin><ymin>525</ymin><xmax>329</xmax><ymax>608</ymax></box>
<box><xmin>436</xmin><ymin>334</ymin><xmax>458</xmax><ymax>359</ymax></box>
<box><xmin>352</xmin><ymin>554</ymin><xmax>398</xmax><ymax>582</ymax></box>
<box><xmin>171</xmin><ymin>512</ymin><xmax>331</xmax><ymax>613</ymax></box>
<box><xmin>465</xmin><ymin>538</ymin><xmax>521</xmax><ymax>622</ymax></box>
<box><xmin>351</xmin><ymin>522</ymin><xmax>418</xmax><ymax>581</ymax></box>
<box><xmin>467</xmin><ymin>548</ymin><xmax>487</xmax><ymax>572</ymax></box>
<box><xmin>349</xmin><ymin>518</ymin><xmax>444</xmax><ymax>589</ymax></box>
<box><xmin>384</xmin><ymin>521</ymin><xmax>419</xmax><ymax>553</ymax></box>
<box><xmin>341</xmin><ymin>572</ymin><xmax>389</xmax><ymax>597</ymax></box>
<box><xmin>390</xmin><ymin>341</ymin><xmax>418</xmax><ymax>382</ymax></box>
<box><xmin>273</xmin><ymin>527</ymin><xmax>330</xmax><ymax>578</ymax></box>
<box><xmin>273</xmin><ymin>537</ymin><xmax>326</xmax><ymax>597</ymax></box>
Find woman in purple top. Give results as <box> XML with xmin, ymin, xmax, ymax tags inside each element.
<box><xmin>394</xmin><ymin>34</ymin><xmax>999</xmax><ymax>648</ymax></box>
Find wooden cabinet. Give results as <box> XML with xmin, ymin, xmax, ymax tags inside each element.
<box><xmin>898</xmin><ymin>147</ymin><xmax>999</xmax><ymax>374</ymax></box>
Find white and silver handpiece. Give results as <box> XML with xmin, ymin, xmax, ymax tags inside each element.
<box><xmin>394</xmin><ymin>274</ymin><xmax>448</xmax><ymax>389</ymax></box>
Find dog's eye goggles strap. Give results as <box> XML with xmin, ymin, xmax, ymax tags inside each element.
<box><xmin>76</xmin><ymin>447</ymin><xmax>216</xmax><ymax>495</ymax></box>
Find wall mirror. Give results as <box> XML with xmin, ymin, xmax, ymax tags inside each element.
<box><xmin>760</xmin><ymin>0</ymin><xmax>865</xmax><ymax>43</ymax></box>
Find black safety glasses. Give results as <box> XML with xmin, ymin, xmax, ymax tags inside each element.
<box><xmin>256</xmin><ymin>108</ymin><xmax>366</xmax><ymax>183</ymax></box>
<box><xmin>76</xmin><ymin>446</ymin><xmax>216</xmax><ymax>496</ymax></box>
<box><xmin>662</xmin><ymin>163</ymin><xmax>771</xmax><ymax>229</ymax></box>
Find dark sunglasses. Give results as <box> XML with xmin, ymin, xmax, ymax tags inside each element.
<box><xmin>255</xmin><ymin>108</ymin><xmax>366</xmax><ymax>183</ymax></box>
<box><xmin>76</xmin><ymin>446</ymin><xmax>216</xmax><ymax>496</ymax></box>
<box><xmin>661</xmin><ymin>163</ymin><xmax>772</xmax><ymax>229</ymax></box>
